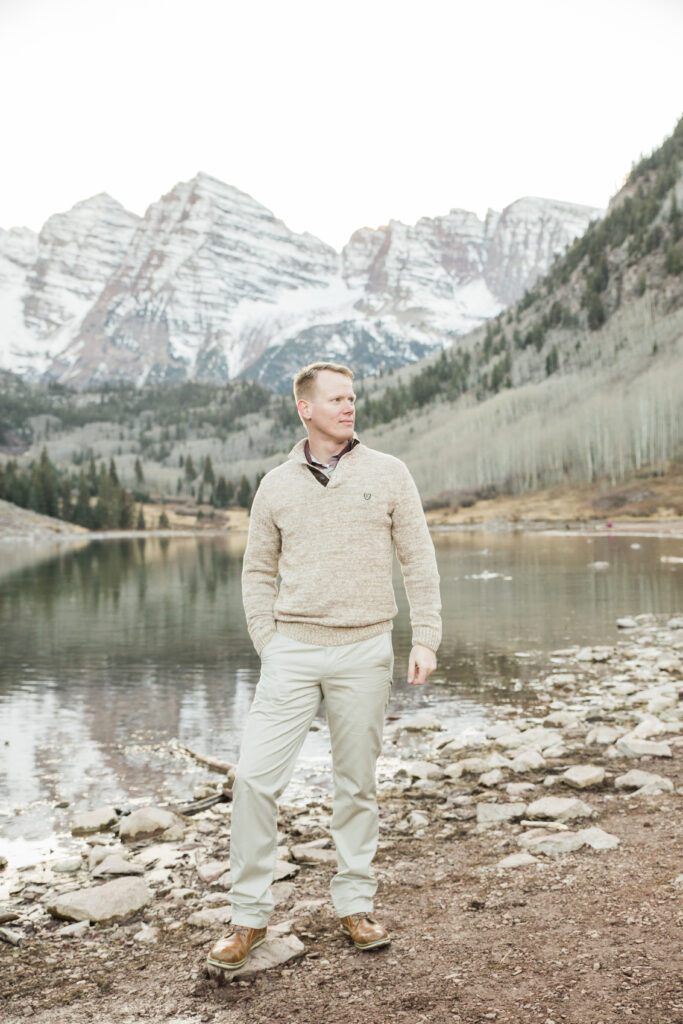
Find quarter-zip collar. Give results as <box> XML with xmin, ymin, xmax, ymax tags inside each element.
<box><xmin>288</xmin><ymin>433</ymin><xmax>361</xmax><ymax>487</ymax></box>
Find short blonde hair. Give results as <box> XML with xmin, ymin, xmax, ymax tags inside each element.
<box><xmin>293</xmin><ymin>362</ymin><xmax>354</xmax><ymax>402</ymax></box>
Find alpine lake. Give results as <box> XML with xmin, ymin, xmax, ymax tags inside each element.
<box><xmin>1</xmin><ymin>526</ymin><xmax>681</xmax><ymax>867</ymax></box>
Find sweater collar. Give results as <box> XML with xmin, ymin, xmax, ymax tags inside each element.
<box><xmin>288</xmin><ymin>433</ymin><xmax>360</xmax><ymax>464</ymax></box>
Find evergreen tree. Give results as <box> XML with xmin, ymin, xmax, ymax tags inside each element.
<box><xmin>236</xmin><ymin>474</ymin><xmax>252</xmax><ymax>509</ymax></box>
<box><xmin>159</xmin><ymin>510</ymin><xmax>170</xmax><ymax>529</ymax></box>
<box><xmin>135</xmin><ymin>458</ymin><xmax>144</xmax><ymax>484</ymax></box>
<box><xmin>59</xmin><ymin>477</ymin><xmax>73</xmax><ymax>521</ymax></box>
<box><xmin>136</xmin><ymin>506</ymin><xmax>146</xmax><ymax>530</ymax></box>
<box><xmin>203</xmin><ymin>455</ymin><xmax>215</xmax><ymax>487</ymax></box>
<box><xmin>87</xmin><ymin>455</ymin><xmax>98</xmax><ymax>496</ymax></box>
<box><xmin>184</xmin><ymin>455</ymin><xmax>196</xmax><ymax>481</ymax></box>
<box><xmin>109</xmin><ymin>457</ymin><xmax>119</xmax><ymax>486</ymax></box>
<box><xmin>73</xmin><ymin>470</ymin><xmax>92</xmax><ymax>528</ymax></box>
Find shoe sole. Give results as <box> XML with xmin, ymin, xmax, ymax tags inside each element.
<box><xmin>340</xmin><ymin>926</ymin><xmax>391</xmax><ymax>950</ymax></box>
<box><xmin>206</xmin><ymin>934</ymin><xmax>267</xmax><ymax>970</ymax></box>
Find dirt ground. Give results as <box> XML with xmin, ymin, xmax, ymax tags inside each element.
<box><xmin>2</xmin><ymin>741</ymin><xmax>682</xmax><ymax>1024</ymax></box>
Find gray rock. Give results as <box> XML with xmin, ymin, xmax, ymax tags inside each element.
<box><xmin>406</xmin><ymin>810</ymin><xmax>430</xmax><ymax>830</ymax></box>
<box><xmin>457</xmin><ymin>757</ymin><xmax>491</xmax><ymax>774</ymax></box>
<box><xmin>617</xmin><ymin>617</ymin><xmax>638</xmax><ymax>629</ymax></box>
<box><xmin>401</xmin><ymin>712</ymin><xmax>443</xmax><ymax>732</ymax></box>
<box><xmin>92</xmin><ymin>855</ymin><xmax>145</xmax><ymax>878</ymax></box>
<box><xmin>509</xmin><ymin>750</ymin><xmax>545</xmax><ymax>772</ymax></box>
<box><xmin>394</xmin><ymin>760</ymin><xmax>441</xmax><ymax>781</ymax></box>
<box><xmin>291</xmin><ymin>844</ymin><xmax>337</xmax><ymax>865</ymax></box>
<box><xmin>497</xmin><ymin>852</ymin><xmax>539</xmax><ymax>869</ymax></box>
<box><xmin>614</xmin><ymin>769</ymin><xmax>673</xmax><ymax>792</ymax></box>
<box><xmin>51</xmin><ymin>856</ymin><xmax>83</xmax><ymax>874</ymax></box>
<box><xmin>88</xmin><ymin>843</ymin><xmax>126</xmax><ymax>870</ymax></box>
<box><xmin>543</xmin><ymin>711</ymin><xmax>580</xmax><ymax>728</ymax></box>
<box><xmin>47</xmin><ymin>877</ymin><xmax>152</xmax><ymax>923</ymax></box>
<box><xmin>0</xmin><ymin>856</ymin><xmax>7</xmax><ymax>871</ymax></box>
<box><xmin>476</xmin><ymin>802</ymin><xmax>527</xmax><ymax>825</ymax></box>
<box><xmin>274</xmin><ymin>859</ymin><xmax>299</xmax><ymax>881</ymax></box>
<box><xmin>134</xmin><ymin>923</ymin><xmax>159</xmax><ymax>943</ymax></box>
<box><xmin>71</xmin><ymin>806</ymin><xmax>118</xmax><ymax>836</ymax></box>
<box><xmin>479</xmin><ymin>769</ymin><xmax>504</xmax><ymax>787</ymax></box>
<box><xmin>526</xmin><ymin>796</ymin><xmax>594</xmax><ymax>821</ymax></box>
<box><xmin>119</xmin><ymin>806</ymin><xmax>185</xmax><ymax>840</ymax></box>
<box><xmin>585</xmin><ymin>725</ymin><xmax>623</xmax><ymax>746</ymax></box>
<box><xmin>666</xmin><ymin>616</ymin><xmax>683</xmax><ymax>630</ymax></box>
<box><xmin>544</xmin><ymin>672</ymin><xmax>578</xmax><ymax>688</ymax></box>
<box><xmin>187</xmin><ymin>905</ymin><xmax>233</xmax><ymax>928</ymax></box>
<box><xmin>271</xmin><ymin>882</ymin><xmax>296</xmax><ymax>906</ymax></box>
<box><xmin>562</xmin><ymin>765</ymin><xmax>605</xmax><ymax>789</ymax></box>
<box><xmin>614</xmin><ymin>736</ymin><xmax>672</xmax><ymax>758</ymax></box>
<box><xmin>0</xmin><ymin>927</ymin><xmax>23</xmax><ymax>946</ymax></box>
<box><xmin>196</xmin><ymin>859</ymin><xmax>231</xmax><ymax>884</ymax></box>
<box><xmin>520</xmin><ymin>826</ymin><xmax>619</xmax><ymax>856</ymax></box>
<box><xmin>57</xmin><ymin>920</ymin><xmax>91</xmax><ymax>938</ymax></box>
<box><xmin>217</xmin><ymin>930</ymin><xmax>306</xmax><ymax>978</ymax></box>
<box><xmin>0</xmin><ymin>908</ymin><xmax>19</xmax><ymax>924</ymax></box>
<box><xmin>506</xmin><ymin>782</ymin><xmax>536</xmax><ymax>797</ymax></box>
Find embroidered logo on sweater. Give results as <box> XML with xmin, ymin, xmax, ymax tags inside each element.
<box><xmin>363</xmin><ymin>492</ymin><xmax>371</xmax><ymax>500</ymax></box>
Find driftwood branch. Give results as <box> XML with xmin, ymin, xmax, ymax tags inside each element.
<box><xmin>170</xmin><ymin>740</ymin><xmax>236</xmax><ymax>776</ymax></box>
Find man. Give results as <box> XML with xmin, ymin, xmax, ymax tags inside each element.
<box><xmin>207</xmin><ymin>361</ymin><xmax>441</xmax><ymax>971</ymax></box>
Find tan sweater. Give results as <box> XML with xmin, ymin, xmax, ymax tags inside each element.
<box><xmin>241</xmin><ymin>437</ymin><xmax>442</xmax><ymax>655</ymax></box>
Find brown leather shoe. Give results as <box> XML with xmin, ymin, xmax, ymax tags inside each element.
<box><xmin>207</xmin><ymin>924</ymin><xmax>267</xmax><ymax>970</ymax></box>
<box><xmin>340</xmin><ymin>911</ymin><xmax>390</xmax><ymax>950</ymax></box>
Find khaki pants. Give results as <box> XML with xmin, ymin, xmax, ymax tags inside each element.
<box><xmin>228</xmin><ymin>630</ymin><xmax>394</xmax><ymax>927</ymax></box>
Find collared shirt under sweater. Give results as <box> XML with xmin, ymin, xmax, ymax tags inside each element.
<box><xmin>241</xmin><ymin>436</ymin><xmax>442</xmax><ymax>655</ymax></box>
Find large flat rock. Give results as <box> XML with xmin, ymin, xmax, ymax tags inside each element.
<box><xmin>526</xmin><ymin>796</ymin><xmax>595</xmax><ymax>821</ymax></box>
<box><xmin>71</xmin><ymin>806</ymin><xmax>118</xmax><ymax>836</ymax></box>
<box><xmin>47</xmin><ymin>877</ymin><xmax>152</xmax><ymax>923</ymax></box>
<box><xmin>119</xmin><ymin>806</ymin><xmax>186</xmax><ymax>840</ymax></box>
<box><xmin>207</xmin><ymin>929</ymin><xmax>305</xmax><ymax>979</ymax></box>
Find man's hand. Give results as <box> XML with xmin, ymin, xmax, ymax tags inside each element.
<box><xmin>407</xmin><ymin>644</ymin><xmax>437</xmax><ymax>686</ymax></box>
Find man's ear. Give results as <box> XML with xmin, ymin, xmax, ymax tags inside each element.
<box><xmin>297</xmin><ymin>399</ymin><xmax>311</xmax><ymax>422</ymax></box>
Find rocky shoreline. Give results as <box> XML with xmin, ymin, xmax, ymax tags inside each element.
<box><xmin>1</xmin><ymin>612</ymin><xmax>682</xmax><ymax>1023</ymax></box>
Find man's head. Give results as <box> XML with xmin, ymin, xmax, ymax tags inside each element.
<box><xmin>293</xmin><ymin>362</ymin><xmax>356</xmax><ymax>444</ymax></box>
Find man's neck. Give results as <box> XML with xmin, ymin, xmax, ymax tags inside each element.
<box><xmin>307</xmin><ymin>436</ymin><xmax>350</xmax><ymax>465</ymax></box>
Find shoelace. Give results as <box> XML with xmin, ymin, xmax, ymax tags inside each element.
<box><xmin>225</xmin><ymin>925</ymin><xmax>252</xmax><ymax>937</ymax></box>
<box><xmin>349</xmin><ymin>912</ymin><xmax>375</xmax><ymax>923</ymax></box>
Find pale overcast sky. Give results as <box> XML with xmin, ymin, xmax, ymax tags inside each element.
<box><xmin>1</xmin><ymin>0</ymin><xmax>681</xmax><ymax>250</ymax></box>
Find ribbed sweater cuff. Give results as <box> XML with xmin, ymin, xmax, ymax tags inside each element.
<box><xmin>251</xmin><ymin>624</ymin><xmax>277</xmax><ymax>656</ymax></box>
<box><xmin>412</xmin><ymin>626</ymin><xmax>441</xmax><ymax>653</ymax></box>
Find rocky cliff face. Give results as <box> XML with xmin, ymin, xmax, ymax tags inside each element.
<box><xmin>0</xmin><ymin>174</ymin><xmax>602</xmax><ymax>389</ymax></box>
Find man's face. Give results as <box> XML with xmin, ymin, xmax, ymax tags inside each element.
<box><xmin>298</xmin><ymin>370</ymin><xmax>356</xmax><ymax>442</ymax></box>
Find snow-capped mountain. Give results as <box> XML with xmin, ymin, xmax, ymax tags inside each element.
<box><xmin>0</xmin><ymin>174</ymin><xmax>602</xmax><ymax>389</ymax></box>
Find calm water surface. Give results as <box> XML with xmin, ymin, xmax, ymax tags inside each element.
<box><xmin>0</xmin><ymin>529</ymin><xmax>681</xmax><ymax>866</ymax></box>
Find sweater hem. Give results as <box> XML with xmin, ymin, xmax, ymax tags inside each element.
<box><xmin>276</xmin><ymin>620</ymin><xmax>393</xmax><ymax>647</ymax></box>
